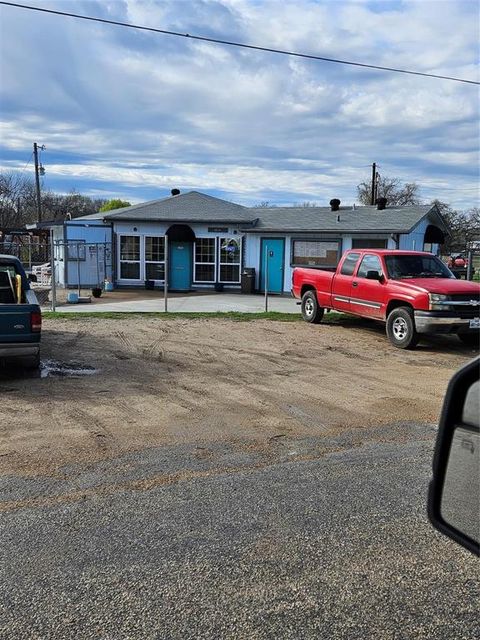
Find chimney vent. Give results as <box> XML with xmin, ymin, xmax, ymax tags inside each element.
<box><xmin>171</xmin><ymin>188</ymin><xmax>180</xmax><ymax>196</ymax></box>
<box><xmin>330</xmin><ymin>198</ymin><xmax>341</xmax><ymax>212</ymax></box>
<box><xmin>376</xmin><ymin>197</ymin><xmax>387</xmax><ymax>210</ymax></box>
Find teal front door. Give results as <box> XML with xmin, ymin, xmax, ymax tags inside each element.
<box><xmin>260</xmin><ymin>238</ymin><xmax>285</xmax><ymax>293</ymax></box>
<box><xmin>169</xmin><ymin>241</ymin><xmax>192</xmax><ymax>291</ymax></box>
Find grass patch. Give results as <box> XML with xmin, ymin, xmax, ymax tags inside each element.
<box><xmin>42</xmin><ymin>310</ymin><xmax>347</xmax><ymax>323</ymax></box>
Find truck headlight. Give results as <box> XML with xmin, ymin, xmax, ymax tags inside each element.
<box><xmin>429</xmin><ymin>293</ymin><xmax>449</xmax><ymax>310</ymax></box>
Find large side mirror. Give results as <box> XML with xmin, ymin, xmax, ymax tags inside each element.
<box><xmin>366</xmin><ymin>270</ymin><xmax>382</xmax><ymax>281</ymax></box>
<box><xmin>428</xmin><ymin>357</ymin><xmax>479</xmax><ymax>555</ymax></box>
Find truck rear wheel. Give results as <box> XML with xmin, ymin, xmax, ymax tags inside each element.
<box><xmin>301</xmin><ymin>291</ymin><xmax>324</xmax><ymax>324</ymax></box>
<box><xmin>386</xmin><ymin>307</ymin><xmax>419</xmax><ymax>349</ymax></box>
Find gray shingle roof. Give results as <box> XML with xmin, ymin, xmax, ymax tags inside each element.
<box><xmin>73</xmin><ymin>192</ymin><xmax>444</xmax><ymax>235</ymax></box>
<box><xmin>244</xmin><ymin>204</ymin><xmax>438</xmax><ymax>234</ymax></box>
<box><xmin>78</xmin><ymin>191</ymin><xmax>255</xmax><ymax>223</ymax></box>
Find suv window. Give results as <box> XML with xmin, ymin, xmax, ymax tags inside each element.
<box><xmin>340</xmin><ymin>253</ymin><xmax>360</xmax><ymax>276</ymax></box>
<box><xmin>357</xmin><ymin>254</ymin><xmax>383</xmax><ymax>278</ymax></box>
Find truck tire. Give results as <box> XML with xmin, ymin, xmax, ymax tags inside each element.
<box><xmin>301</xmin><ymin>291</ymin><xmax>324</xmax><ymax>324</ymax></box>
<box><xmin>458</xmin><ymin>333</ymin><xmax>479</xmax><ymax>348</ymax></box>
<box><xmin>386</xmin><ymin>307</ymin><xmax>419</xmax><ymax>349</ymax></box>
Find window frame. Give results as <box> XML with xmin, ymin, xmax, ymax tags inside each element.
<box><xmin>118</xmin><ymin>234</ymin><xmax>141</xmax><ymax>281</ymax></box>
<box><xmin>144</xmin><ymin>236</ymin><xmax>166</xmax><ymax>282</ymax></box>
<box><xmin>340</xmin><ymin>252</ymin><xmax>361</xmax><ymax>276</ymax></box>
<box><xmin>290</xmin><ymin>237</ymin><xmax>341</xmax><ymax>268</ymax></box>
<box><xmin>355</xmin><ymin>253</ymin><xmax>384</xmax><ymax>278</ymax></box>
<box><xmin>218</xmin><ymin>236</ymin><xmax>242</xmax><ymax>284</ymax></box>
<box><xmin>193</xmin><ymin>237</ymin><xmax>217</xmax><ymax>283</ymax></box>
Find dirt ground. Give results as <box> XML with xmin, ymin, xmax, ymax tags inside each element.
<box><xmin>0</xmin><ymin>316</ymin><xmax>475</xmax><ymax>477</ymax></box>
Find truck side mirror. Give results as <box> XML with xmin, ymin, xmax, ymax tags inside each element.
<box><xmin>366</xmin><ymin>270</ymin><xmax>382</xmax><ymax>281</ymax></box>
<box><xmin>428</xmin><ymin>357</ymin><xmax>479</xmax><ymax>555</ymax></box>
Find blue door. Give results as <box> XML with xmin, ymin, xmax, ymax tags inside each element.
<box><xmin>260</xmin><ymin>238</ymin><xmax>285</xmax><ymax>293</ymax></box>
<box><xmin>169</xmin><ymin>242</ymin><xmax>192</xmax><ymax>291</ymax></box>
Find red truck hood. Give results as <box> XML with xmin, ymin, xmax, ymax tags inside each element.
<box><xmin>391</xmin><ymin>278</ymin><xmax>480</xmax><ymax>295</ymax></box>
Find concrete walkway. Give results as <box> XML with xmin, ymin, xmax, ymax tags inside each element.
<box><xmin>54</xmin><ymin>293</ymin><xmax>300</xmax><ymax>314</ymax></box>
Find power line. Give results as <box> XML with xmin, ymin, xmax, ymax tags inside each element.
<box><xmin>18</xmin><ymin>150</ymin><xmax>34</xmax><ymax>175</ymax></box>
<box><xmin>1</xmin><ymin>1</ymin><xmax>479</xmax><ymax>86</ymax></box>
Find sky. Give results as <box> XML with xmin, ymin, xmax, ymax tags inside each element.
<box><xmin>0</xmin><ymin>0</ymin><xmax>479</xmax><ymax>210</ymax></box>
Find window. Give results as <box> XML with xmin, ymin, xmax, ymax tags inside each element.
<box><xmin>357</xmin><ymin>254</ymin><xmax>383</xmax><ymax>278</ymax></box>
<box><xmin>67</xmin><ymin>242</ymin><xmax>86</xmax><ymax>261</ymax></box>
<box><xmin>219</xmin><ymin>237</ymin><xmax>241</xmax><ymax>283</ymax></box>
<box><xmin>385</xmin><ymin>254</ymin><xmax>453</xmax><ymax>279</ymax></box>
<box><xmin>119</xmin><ymin>236</ymin><xmax>140</xmax><ymax>280</ymax></box>
<box><xmin>292</xmin><ymin>240</ymin><xmax>339</xmax><ymax>267</ymax></box>
<box><xmin>340</xmin><ymin>252</ymin><xmax>360</xmax><ymax>276</ymax></box>
<box><xmin>194</xmin><ymin>238</ymin><xmax>216</xmax><ymax>282</ymax></box>
<box><xmin>352</xmin><ymin>238</ymin><xmax>387</xmax><ymax>249</ymax></box>
<box><xmin>145</xmin><ymin>236</ymin><xmax>165</xmax><ymax>281</ymax></box>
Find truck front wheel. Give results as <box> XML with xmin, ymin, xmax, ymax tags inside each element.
<box><xmin>301</xmin><ymin>291</ymin><xmax>324</xmax><ymax>324</ymax></box>
<box><xmin>386</xmin><ymin>307</ymin><xmax>419</xmax><ymax>349</ymax></box>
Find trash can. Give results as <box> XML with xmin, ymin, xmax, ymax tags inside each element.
<box><xmin>241</xmin><ymin>267</ymin><xmax>256</xmax><ymax>294</ymax></box>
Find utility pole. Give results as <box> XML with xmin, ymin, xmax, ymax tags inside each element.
<box><xmin>370</xmin><ymin>162</ymin><xmax>376</xmax><ymax>206</ymax></box>
<box><xmin>33</xmin><ymin>142</ymin><xmax>45</xmax><ymax>223</ymax></box>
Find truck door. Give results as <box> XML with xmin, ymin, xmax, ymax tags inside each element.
<box><xmin>349</xmin><ymin>254</ymin><xmax>386</xmax><ymax>319</ymax></box>
<box><xmin>331</xmin><ymin>252</ymin><xmax>361</xmax><ymax>312</ymax></box>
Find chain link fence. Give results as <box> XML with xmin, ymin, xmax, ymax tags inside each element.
<box><xmin>0</xmin><ymin>241</ymin><xmax>50</xmax><ymax>270</ymax></box>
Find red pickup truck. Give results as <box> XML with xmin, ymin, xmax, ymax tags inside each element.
<box><xmin>292</xmin><ymin>250</ymin><xmax>480</xmax><ymax>349</ymax></box>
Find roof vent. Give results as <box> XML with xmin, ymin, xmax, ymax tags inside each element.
<box><xmin>376</xmin><ymin>197</ymin><xmax>387</xmax><ymax>210</ymax></box>
<box><xmin>330</xmin><ymin>198</ymin><xmax>341</xmax><ymax>212</ymax></box>
<box><xmin>171</xmin><ymin>188</ymin><xmax>180</xmax><ymax>196</ymax></box>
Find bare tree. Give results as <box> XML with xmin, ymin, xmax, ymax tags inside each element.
<box><xmin>253</xmin><ymin>201</ymin><xmax>276</xmax><ymax>208</ymax></box>
<box><xmin>0</xmin><ymin>172</ymin><xmax>107</xmax><ymax>227</ymax></box>
<box><xmin>291</xmin><ymin>201</ymin><xmax>318</xmax><ymax>207</ymax></box>
<box><xmin>357</xmin><ymin>175</ymin><xmax>421</xmax><ymax>206</ymax></box>
<box><xmin>433</xmin><ymin>200</ymin><xmax>480</xmax><ymax>253</ymax></box>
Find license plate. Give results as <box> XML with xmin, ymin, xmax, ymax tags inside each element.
<box><xmin>470</xmin><ymin>318</ymin><xmax>480</xmax><ymax>329</ymax></box>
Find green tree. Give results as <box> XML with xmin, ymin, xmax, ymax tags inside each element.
<box><xmin>99</xmin><ymin>199</ymin><xmax>131</xmax><ymax>212</ymax></box>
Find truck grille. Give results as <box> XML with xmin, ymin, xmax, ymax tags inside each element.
<box><xmin>449</xmin><ymin>293</ymin><xmax>480</xmax><ymax>317</ymax></box>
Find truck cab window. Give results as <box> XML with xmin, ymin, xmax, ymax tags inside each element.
<box><xmin>357</xmin><ymin>254</ymin><xmax>383</xmax><ymax>278</ymax></box>
<box><xmin>340</xmin><ymin>253</ymin><xmax>360</xmax><ymax>276</ymax></box>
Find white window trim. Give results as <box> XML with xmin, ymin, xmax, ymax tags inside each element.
<box><xmin>193</xmin><ymin>237</ymin><xmax>216</xmax><ymax>283</ymax></box>
<box><xmin>144</xmin><ymin>236</ymin><xmax>166</xmax><ymax>283</ymax></box>
<box><xmin>118</xmin><ymin>234</ymin><xmax>142</xmax><ymax>282</ymax></box>
<box><xmin>218</xmin><ymin>236</ymin><xmax>242</xmax><ymax>284</ymax></box>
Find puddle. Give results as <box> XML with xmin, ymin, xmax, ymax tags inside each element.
<box><xmin>40</xmin><ymin>360</ymin><xmax>99</xmax><ymax>378</ymax></box>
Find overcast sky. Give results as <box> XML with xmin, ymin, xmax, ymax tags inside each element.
<box><xmin>0</xmin><ymin>0</ymin><xmax>479</xmax><ymax>209</ymax></box>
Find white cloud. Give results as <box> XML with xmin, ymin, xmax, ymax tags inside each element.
<box><xmin>0</xmin><ymin>0</ymin><xmax>478</xmax><ymax>210</ymax></box>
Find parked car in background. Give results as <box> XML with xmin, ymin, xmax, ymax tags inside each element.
<box><xmin>0</xmin><ymin>255</ymin><xmax>42</xmax><ymax>369</ymax></box>
<box><xmin>292</xmin><ymin>250</ymin><xmax>480</xmax><ymax>349</ymax></box>
<box><xmin>447</xmin><ymin>254</ymin><xmax>475</xmax><ymax>280</ymax></box>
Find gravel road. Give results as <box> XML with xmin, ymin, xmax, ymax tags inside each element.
<box><xmin>1</xmin><ymin>425</ymin><xmax>479</xmax><ymax>640</ymax></box>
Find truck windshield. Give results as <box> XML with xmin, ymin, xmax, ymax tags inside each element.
<box><xmin>385</xmin><ymin>255</ymin><xmax>454</xmax><ymax>279</ymax></box>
